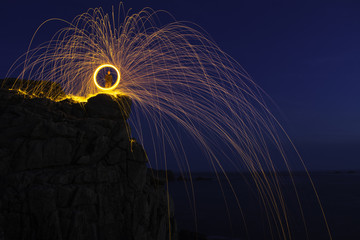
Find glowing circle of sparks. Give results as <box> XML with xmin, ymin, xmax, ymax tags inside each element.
<box><xmin>93</xmin><ymin>64</ymin><xmax>121</xmax><ymax>91</ymax></box>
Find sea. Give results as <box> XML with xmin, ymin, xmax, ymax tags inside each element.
<box><xmin>168</xmin><ymin>171</ymin><xmax>360</xmax><ymax>240</ymax></box>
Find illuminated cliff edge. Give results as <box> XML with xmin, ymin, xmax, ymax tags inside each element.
<box><xmin>0</xmin><ymin>82</ymin><xmax>176</xmax><ymax>240</ymax></box>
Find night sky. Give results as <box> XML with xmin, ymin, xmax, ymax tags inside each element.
<box><xmin>1</xmin><ymin>0</ymin><xmax>359</xmax><ymax>171</ymax></box>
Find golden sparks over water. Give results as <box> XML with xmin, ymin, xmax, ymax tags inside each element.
<box><xmin>5</xmin><ymin>3</ymin><xmax>332</xmax><ymax>240</ymax></box>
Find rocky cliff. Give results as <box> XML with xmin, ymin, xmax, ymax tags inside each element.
<box><xmin>0</xmin><ymin>86</ymin><xmax>177</xmax><ymax>240</ymax></box>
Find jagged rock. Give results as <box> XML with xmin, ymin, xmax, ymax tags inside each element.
<box><xmin>106</xmin><ymin>147</ymin><xmax>126</xmax><ymax>165</ymax></box>
<box><xmin>85</xmin><ymin>93</ymin><xmax>132</xmax><ymax>119</ymax></box>
<box><xmin>0</xmin><ymin>86</ymin><xmax>177</xmax><ymax>240</ymax></box>
<box><xmin>178</xmin><ymin>230</ymin><xmax>207</xmax><ymax>240</ymax></box>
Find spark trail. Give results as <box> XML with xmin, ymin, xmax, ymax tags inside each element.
<box><xmin>5</xmin><ymin>4</ymin><xmax>332</xmax><ymax>240</ymax></box>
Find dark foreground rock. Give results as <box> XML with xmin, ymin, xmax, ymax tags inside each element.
<box><xmin>0</xmin><ymin>88</ymin><xmax>177</xmax><ymax>240</ymax></box>
<box><xmin>178</xmin><ymin>230</ymin><xmax>207</xmax><ymax>240</ymax></box>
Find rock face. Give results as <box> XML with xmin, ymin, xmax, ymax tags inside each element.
<box><xmin>0</xmin><ymin>88</ymin><xmax>177</xmax><ymax>240</ymax></box>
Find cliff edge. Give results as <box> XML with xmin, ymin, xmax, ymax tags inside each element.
<box><xmin>0</xmin><ymin>86</ymin><xmax>176</xmax><ymax>240</ymax></box>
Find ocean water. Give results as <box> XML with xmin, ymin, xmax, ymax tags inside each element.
<box><xmin>168</xmin><ymin>171</ymin><xmax>360</xmax><ymax>240</ymax></box>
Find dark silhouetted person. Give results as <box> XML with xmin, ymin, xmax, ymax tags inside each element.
<box><xmin>105</xmin><ymin>71</ymin><xmax>113</xmax><ymax>88</ymax></box>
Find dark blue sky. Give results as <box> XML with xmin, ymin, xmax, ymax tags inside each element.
<box><xmin>1</xmin><ymin>0</ymin><xmax>359</xmax><ymax>170</ymax></box>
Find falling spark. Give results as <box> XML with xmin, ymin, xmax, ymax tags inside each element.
<box><xmin>5</xmin><ymin>3</ymin><xmax>332</xmax><ymax>240</ymax></box>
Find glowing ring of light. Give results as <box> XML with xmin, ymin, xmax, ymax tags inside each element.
<box><xmin>93</xmin><ymin>64</ymin><xmax>120</xmax><ymax>91</ymax></box>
